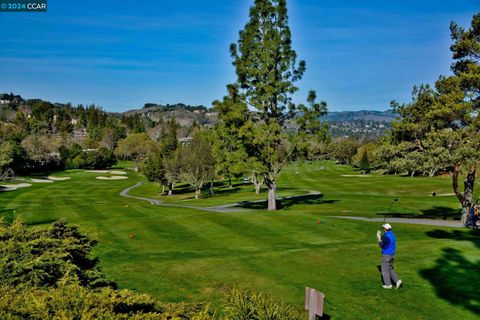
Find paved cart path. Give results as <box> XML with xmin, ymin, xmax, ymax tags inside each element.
<box><xmin>121</xmin><ymin>182</ymin><xmax>468</xmax><ymax>227</ymax></box>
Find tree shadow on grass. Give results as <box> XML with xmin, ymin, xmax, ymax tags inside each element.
<box><xmin>203</xmin><ymin>187</ymin><xmax>242</xmax><ymax>198</ymax></box>
<box><xmin>210</xmin><ymin>180</ymin><xmax>235</xmax><ymax>188</ymax></box>
<box><xmin>279</xmin><ymin>194</ymin><xmax>337</xmax><ymax>209</ymax></box>
<box><xmin>425</xmin><ymin>229</ymin><xmax>480</xmax><ymax>248</ymax></box>
<box><xmin>376</xmin><ymin>206</ymin><xmax>461</xmax><ymax>220</ymax></box>
<box><xmin>236</xmin><ymin>193</ymin><xmax>338</xmax><ymax>210</ymax></box>
<box><xmin>184</xmin><ymin>185</ymin><xmax>296</xmax><ymax>199</ymax></box>
<box><xmin>420</xmin><ymin>248</ymin><xmax>480</xmax><ymax>315</ymax></box>
<box><xmin>419</xmin><ymin>229</ymin><xmax>480</xmax><ymax>315</ymax></box>
<box><xmin>167</xmin><ymin>185</ymin><xmax>195</xmax><ymax>195</ymax></box>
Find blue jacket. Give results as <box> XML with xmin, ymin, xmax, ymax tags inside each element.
<box><xmin>379</xmin><ymin>230</ymin><xmax>396</xmax><ymax>255</ymax></box>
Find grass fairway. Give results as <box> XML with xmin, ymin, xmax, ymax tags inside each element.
<box><xmin>1</xmin><ymin>161</ymin><xmax>479</xmax><ymax>319</ymax></box>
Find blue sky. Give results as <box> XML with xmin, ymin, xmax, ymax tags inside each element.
<box><xmin>0</xmin><ymin>0</ymin><xmax>478</xmax><ymax>112</ymax></box>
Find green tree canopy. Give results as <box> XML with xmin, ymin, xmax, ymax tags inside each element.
<box><xmin>178</xmin><ymin>131</ymin><xmax>216</xmax><ymax>199</ymax></box>
<box><xmin>115</xmin><ymin>132</ymin><xmax>153</xmax><ymax>172</ymax></box>
<box><xmin>381</xmin><ymin>13</ymin><xmax>480</xmax><ymax>224</ymax></box>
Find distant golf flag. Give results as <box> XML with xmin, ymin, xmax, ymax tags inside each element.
<box><xmin>382</xmin><ymin>198</ymin><xmax>399</xmax><ymax>226</ymax></box>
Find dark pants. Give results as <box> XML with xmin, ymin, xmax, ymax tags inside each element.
<box><xmin>381</xmin><ymin>254</ymin><xmax>399</xmax><ymax>286</ymax></box>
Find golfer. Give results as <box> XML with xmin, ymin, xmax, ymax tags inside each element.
<box><xmin>376</xmin><ymin>223</ymin><xmax>402</xmax><ymax>289</ymax></box>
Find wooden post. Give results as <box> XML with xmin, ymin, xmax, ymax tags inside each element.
<box><xmin>305</xmin><ymin>287</ymin><xmax>311</xmax><ymax>311</ymax></box>
<box><xmin>305</xmin><ymin>287</ymin><xmax>325</xmax><ymax>320</ymax></box>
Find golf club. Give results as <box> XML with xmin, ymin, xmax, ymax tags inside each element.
<box><xmin>379</xmin><ymin>198</ymin><xmax>399</xmax><ymax>232</ymax></box>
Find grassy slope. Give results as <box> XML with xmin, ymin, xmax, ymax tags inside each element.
<box><xmin>0</xmin><ymin>161</ymin><xmax>478</xmax><ymax>320</ymax></box>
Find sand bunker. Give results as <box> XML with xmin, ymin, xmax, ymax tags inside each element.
<box><xmin>48</xmin><ymin>176</ymin><xmax>71</xmax><ymax>181</ymax></box>
<box><xmin>341</xmin><ymin>175</ymin><xmax>372</xmax><ymax>177</ymax></box>
<box><xmin>29</xmin><ymin>178</ymin><xmax>54</xmax><ymax>183</ymax></box>
<box><xmin>0</xmin><ymin>183</ymin><xmax>32</xmax><ymax>191</ymax></box>
<box><xmin>96</xmin><ymin>176</ymin><xmax>128</xmax><ymax>180</ymax></box>
<box><xmin>109</xmin><ymin>170</ymin><xmax>127</xmax><ymax>175</ymax></box>
<box><xmin>87</xmin><ymin>170</ymin><xmax>127</xmax><ymax>175</ymax></box>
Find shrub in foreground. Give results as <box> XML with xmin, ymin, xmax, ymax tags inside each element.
<box><xmin>0</xmin><ymin>281</ymin><xmax>213</xmax><ymax>320</ymax></box>
<box><xmin>0</xmin><ymin>219</ymin><xmax>213</xmax><ymax>319</ymax></box>
<box><xmin>0</xmin><ymin>219</ymin><xmax>114</xmax><ymax>289</ymax></box>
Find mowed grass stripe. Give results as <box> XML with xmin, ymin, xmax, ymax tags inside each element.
<box><xmin>197</xmin><ymin>212</ymin><xmax>309</xmax><ymax>251</ymax></box>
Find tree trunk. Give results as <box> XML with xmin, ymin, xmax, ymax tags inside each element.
<box><xmin>255</xmin><ymin>182</ymin><xmax>261</xmax><ymax>194</ymax></box>
<box><xmin>228</xmin><ymin>177</ymin><xmax>233</xmax><ymax>189</ymax></box>
<box><xmin>451</xmin><ymin>162</ymin><xmax>476</xmax><ymax>225</ymax></box>
<box><xmin>168</xmin><ymin>182</ymin><xmax>174</xmax><ymax>196</ymax></box>
<box><xmin>195</xmin><ymin>186</ymin><xmax>200</xmax><ymax>199</ymax></box>
<box><xmin>210</xmin><ymin>178</ymin><xmax>215</xmax><ymax>195</ymax></box>
<box><xmin>252</xmin><ymin>172</ymin><xmax>262</xmax><ymax>194</ymax></box>
<box><xmin>194</xmin><ymin>181</ymin><xmax>203</xmax><ymax>199</ymax></box>
<box><xmin>161</xmin><ymin>184</ymin><xmax>165</xmax><ymax>194</ymax></box>
<box><xmin>452</xmin><ymin>162</ymin><xmax>464</xmax><ymax>204</ymax></box>
<box><xmin>265</xmin><ymin>175</ymin><xmax>277</xmax><ymax>210</ymax></box>
<box><xmin>429</xmin><ymin>168</ymin><xmax>436</xmax><ymax>177</ymax></box>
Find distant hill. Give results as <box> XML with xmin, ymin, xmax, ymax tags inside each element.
<box><xmin>321</xmin><ymin>110</ymin><xmax>397</xmax><ymax>123</ymax></box>
<box><xmin>320</xmin><ymin>110</ymin><xmax>398</xmax><ymax>139</ymax></box>
<box><xmin>122</xmin><ymin>103</ymin><xmax>217</xmax><ymax>128</ymax></box>
<box><xmin>121</xmin><ymin>107</ymin><xmax>398</xmax><ymax>139</ymax></box>
<box><xmin>1</xmin><ymin>92</ymin><xmax>397</xmax><ymax>140</ymax></box>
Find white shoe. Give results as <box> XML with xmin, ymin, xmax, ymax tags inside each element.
<box><xmin>396</xmin><ymin>280</ymin><xmax>402</xmax><ymax>289</ymax></box>
<box><xmin>382</xmin><ymin>285</ymin><xmax>392</xmax><ymax>289</ymax></box>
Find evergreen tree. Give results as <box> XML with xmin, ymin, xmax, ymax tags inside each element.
<box><xmin>143</xmin><ymin>146</ymin><xmax>167</xmax><ymax>192</ymax></box>
<box><xmin>212</xmin><ymin>85</ymin><xmax>250</xmax><ymax>189</ymax></box>
<box><xmin>162</xmin><ymin>117</ymin><xmax>179</xmax><ymax>155</ymax></box>
<box><xmin>227</xmin><ymin>0</ymin><xmax>326</xmax><ymax>210</ymax></box>
<box><xmin>161</xmin><ymin>117</ymin><xmax>180</xmax><ymax>194</ymax></box>
<box><xmin>0</xmin><ymin>141</ymin><xmax>14</xmax><ymax>180</ymax></box>
<box><xmin>358</xmin><ymin>149</ymin><xmax>370</xmax><ymax>173</ymax></box>
<box><xmin>382</xmin><ymin>14</ymin><xmax>480</xmax><ymax>224</ymax></box>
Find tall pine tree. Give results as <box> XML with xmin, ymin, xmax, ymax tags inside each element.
<box><xmin>228</xmin><ymin>0</ymin><xmax>325</xmax><ymax>210</ymax></box>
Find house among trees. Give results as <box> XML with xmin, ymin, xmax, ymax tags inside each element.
<box><xmin>178</xmin><ymin>137</ymin><xmax>192</xmax><ymax>146</ymax></box>
<box><xmin>73</xmin><ymin>128</ymin><xmax>88</xmax><ymax>141</ymax></box>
